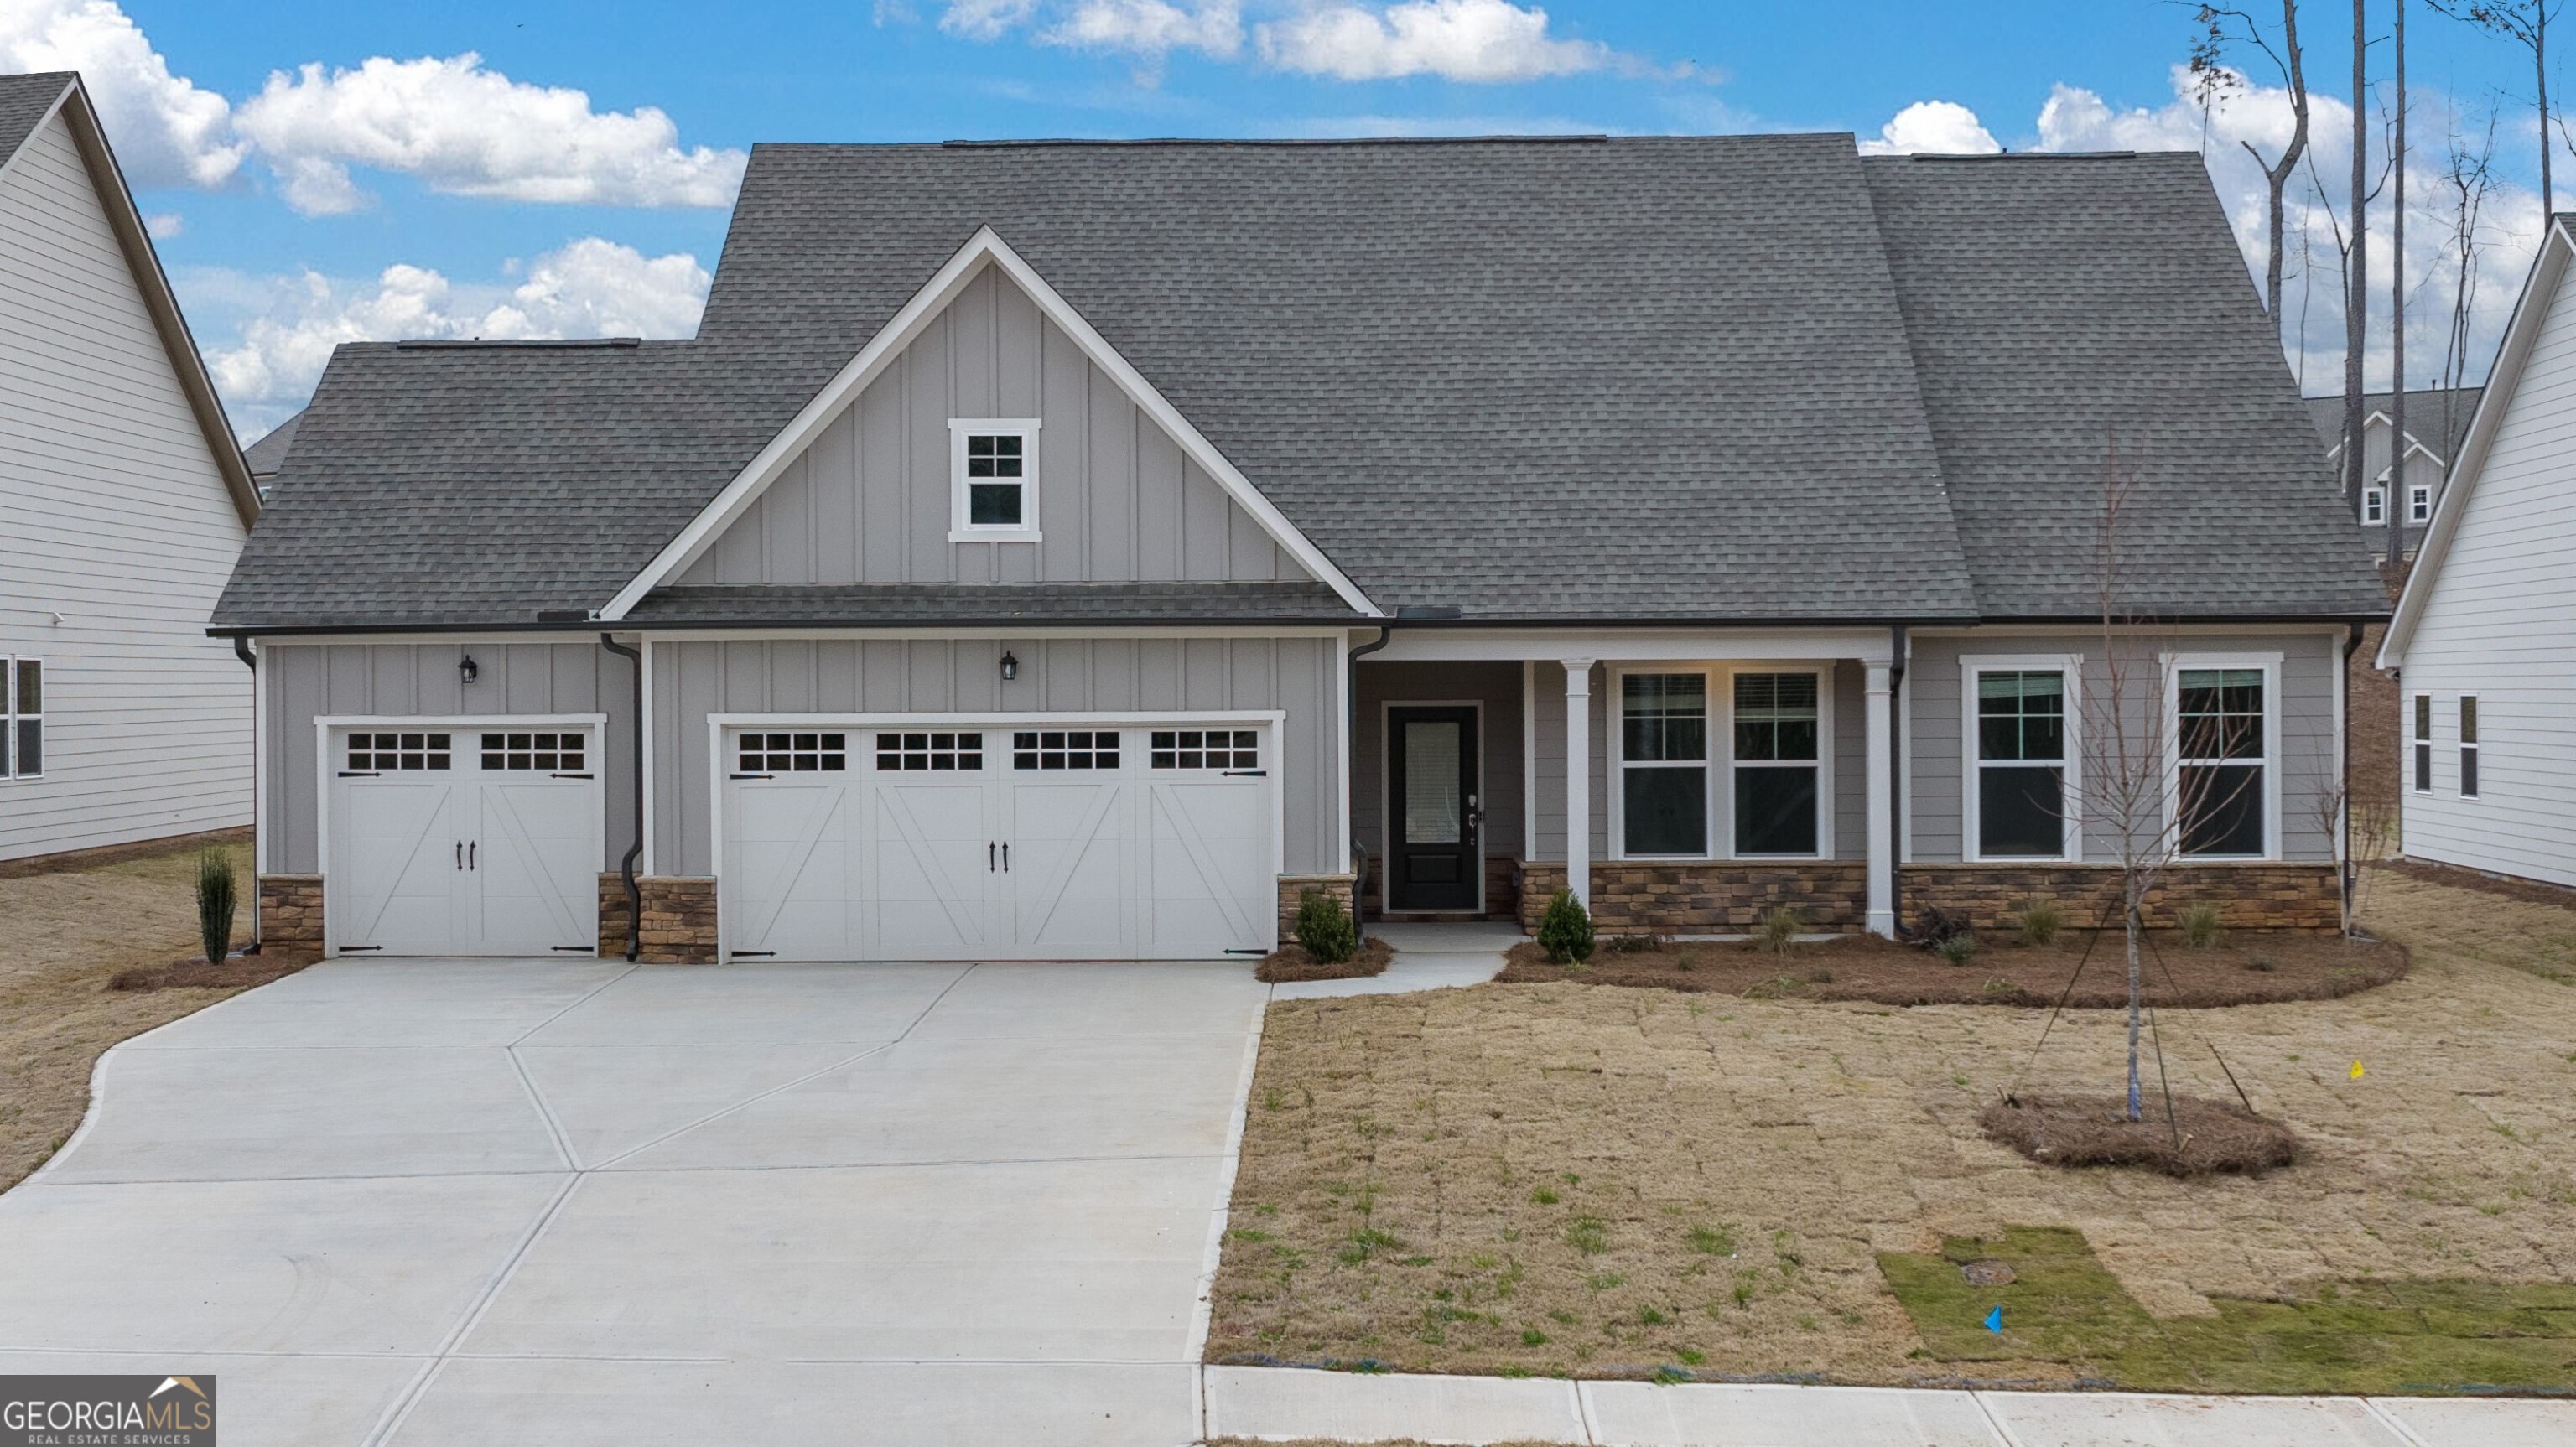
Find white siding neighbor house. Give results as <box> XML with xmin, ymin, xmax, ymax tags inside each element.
<box><xmin>2381</xmin><ymin>215</ymin><xmax>2576</xmax><ymax>889</ymax></box>
<box><xmin>0</xmin><ymin>73</ymin><xmax>261</xmax><ymax>863</ymax></box>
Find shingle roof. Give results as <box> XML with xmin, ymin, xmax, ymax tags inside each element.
<box><xmin>219</xmin><ymin>136</ymin><xmax>2386</xmax><ymax>630</ymax></box>
<box><xmin>2306</xmin><ymin>386</ymin><xmax>2485</xmax><ymax>462</ymax></box>
<box><xmin>0</xmin><ymin>72</ymin><xmax>72</xmax><ymax>170</ymax></box>
<box><xmin>1863</xmin><ymin>153</ymin><xmax>2390</xmax><ymax>619</ymax></box>
<box><xmin>241</xmin><ymin>408</ymin><xmax>304</xmax><ymax>480</ymax></box>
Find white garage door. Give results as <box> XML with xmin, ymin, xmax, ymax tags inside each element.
<box><xmin>325</xmin><ymin>724</ymin><xmax>603</xmax><ymax>957</ymax></box>
<box><xmin>720</xmin><ymin>718</ymin><xmax>1278</xmax><ymax>961</ymax></box>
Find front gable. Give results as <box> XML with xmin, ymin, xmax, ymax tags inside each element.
<box><xmin>606</xmin><ymin>230</ymin><xmax>1374</xmax><ymax>617</ymax></box>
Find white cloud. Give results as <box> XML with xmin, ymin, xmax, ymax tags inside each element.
<box><xmin>198</xmin><ymin>238</ymin><xmax>709</xmax><ymax>435</ymax></box>
<box><xmin>143</xmin><ymin>210</ymin><xmax>182</xmax><ymax>238</ymax></box>
<box><xmin>0</xmin><ymin>0</ymin><xmax>242</xmax><ymax>186</ymax></box>
<box><xmin>1255</xmin><ymin>0</ymin><xmax>1607</xmax><ymax>82</ymax></box>
<box><xmin>1857</xmin><ymin>100</ymin><xmax>2000</xmax><ymax>156</ymax></box>
<box><xmin>233</xmin><ymin>54</ymin><xmax>746</xmax><ymax>215</ymax></box>
<box><xmin>2033</xmin><ymin>65</ymin><xmax>2546</xmax><ymax>394</ymax></box>
<box><xmin>940</xmin><ymin>0</ymin><xmax>1042</xmax><ymax>40</ymax></box>
<box><xmin>1044</xmin><ymin>0</ymin><xmax>1244</xmax><ymax>60</ymax></box>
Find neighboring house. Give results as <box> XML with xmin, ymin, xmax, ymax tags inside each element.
<box><xmin>2380</xmin><ymin>215</ymin><xmax>2576</xmax><ymax>889</ymax></box>
<box><xmin>214</xmin><ymin>137</ymin><xmax>2386</xmax><ymax>963</ymax></box>
<box><xmin>2309</xmin><ymin>386</ymin><xmax>2483</xmax><ymax>547</ymax></box>
<box><xmin>0</xmin><ymin>73</ymin><xmax>259</xmax><ymax>864</ymax></box>
<box><xmin>242</xmin><ymin>408</ymin><xmax>303</xmax><ymax>497</ymax></box>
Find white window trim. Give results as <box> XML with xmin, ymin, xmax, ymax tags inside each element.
<box><xmin>1607</xmin><ymin>666</ymin><xmax>1718</xmax><ymax>861</ymax></box>
<box><xmin>2408</xmin><ymin>484</ymin><xmax>2433</xmax><ymax>524</ymax></box>
<box><xmin>2162</xmin><ymin>651</ymin><xmax>2282</xmax><ymax>863</ymax></box>
<box><xmin>1959</xmin><ymin>654</ymin><xmax>2082</xmax><ymax>864</ymax></box>
<box><xmin>2458</xmin><ymin>695</ymin><xmax>2480</xmax><ymax>800</ymax></box>
<box><xmin>947</xmin><ymin>418</ymin><xmax>1042</xmax><ymax>542</ymax></box>
<box><xmin>3</xmin><ymin>655</ymin><xmax>40</xmax><ymax>781</ymax></box>
<box><xmin>1726</xmin><ymin>662</ymin><xmax>1835</xmax><ymax>860</ymax></box>
<box><xmin>2362</xmin><ymin>485</ymin><xmax>2386</xmax><ymax>526</ymax></box>
<box><xmin>2412</xmin><ymin>692</ymin><xmax>2434</xmax><ymax>794</ymax></box>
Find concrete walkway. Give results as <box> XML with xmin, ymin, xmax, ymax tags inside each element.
<box><xmin>0</xmin><ymin>957</ymin><xmax>1268</xmax><ymax>1445</ymax></box>
<box><xmin>1270</xmin><ymin>921</ymin><xmax>1519</xmax><ymax>999</ymax></box>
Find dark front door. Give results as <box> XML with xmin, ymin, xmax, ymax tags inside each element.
<box><xmin>1387</xmin><ymin>706</ymin><xmax>1480</xmax><ymax>911</ymax></box>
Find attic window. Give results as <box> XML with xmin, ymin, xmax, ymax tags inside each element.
<box><xmin>949</xmin><ymin>420</ymin><xmax>1041</xmax><ymax>541</ymax></box>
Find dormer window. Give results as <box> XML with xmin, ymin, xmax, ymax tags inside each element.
<box><xmin>2408</xmin><ymin>484</ymin><xmax>2432</xmax><ymax>524</ymax></box>
<box><xmin>949</xmin><ymin>419</ymin><xmax>1041</xmax><ymax>541</ymax></box>
<box><xmin>2362</xmin><ymin>485</ymin><xmax>2386</xmax><ymax>526</ymax></box>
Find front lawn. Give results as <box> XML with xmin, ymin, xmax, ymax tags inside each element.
<box><xmin>1204</xmin><ymin>868</ymin><xmax>2576</xmax><ymax>1393</ymax></box>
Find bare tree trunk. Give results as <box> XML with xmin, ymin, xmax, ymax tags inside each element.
<box><xmin>2392</xmin><ymin>0</ymin><xmax>2409</xmax><ymax>569</ymax></box>
<box><xmin>2127</xmin><ymin>883</ymin><xmax>2146</xmax><ymax>1119</ymax></box>
<box><xmin>2345</xmin><ymin>0</ymin><xmax>2371</xmax><ymax>518</ymax></box>
<box><xmin>2542</xmin><ymin>3</ymin><xmax>2553</xmax><ymax>210</ymax></box>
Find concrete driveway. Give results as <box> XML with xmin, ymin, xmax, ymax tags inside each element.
<box><xmin>0</xmin><ymin>957</ymin><xmax>1269</xmax><ymax>1445</ymax></box>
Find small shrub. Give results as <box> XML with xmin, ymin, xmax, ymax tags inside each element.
<box><xmin>1294</xmin><ymin>889</ymin><xmax>1358</xmax><ymax>963</ymax></box>
<box><xmin>2014</xmin><ymin>897</ymin><xmax>2065</xmax><ymax>947</ymax></box>
<box><xmin>1912</xmin><ymin>905</ymin><xmax>1971</xmax><ymax>951</ymax></box>
<box><xmin>195</xmin><ymin>846</ymin><xmax>236</xmax><ymax>966</ymax></box>
<box><xmin>1602</xmin><ymin>931</ymin><xmax>1667</xmax><ymax>954</ymax></box>
<box><xmin>1756</xmin><ymin>905</ymin><xmax>1804</xmax><ymax>957</ymax></box>
<box><xmin>2247</xmin><ymin>955</ymin><xmax>2277</xmax><ymax>973</ymax></box>
<box><xmin>1538</xmin><ymin>889</ymin><xmax>1595</xmax><ymax>964</ymax></box>
<box><xmin>2180</xmin><ymin>902</ymin><xmax>2224</xmax><ymax>949</ymax></box>
<box><xmin>1937</xmin><ymin>932</ymin><xmax>1977</xmax><ymax>966</ymax></box>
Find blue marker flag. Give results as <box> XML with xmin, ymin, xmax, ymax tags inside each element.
<box><xmin>1983</xmin><ymin>1306</ymin><xmax>2003</xmax><ymax>1334</ymax></box>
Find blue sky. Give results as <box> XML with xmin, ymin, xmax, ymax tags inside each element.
<box><xmin>8</xmin><ymin>1</ymin><xmax>2563</xmax><ymax>436</ymax></box>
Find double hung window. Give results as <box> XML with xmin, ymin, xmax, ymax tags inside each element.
<box><xmin>2362</xmin><ymin>486</ymin><xmax>2386</xmax><ymax>526</ymax></box>
<box><xmin>2409</xmin><ymin>485</ymin><xmax>2433</xmax><ymax>524</ymax></box>
<box><xmin>2412</xmin><ymin>695</ymin><xmax>2433</xmax><ymax>793</ymax></box>
<box><xmin>949</xmin><ymin>420</ymin><xmax>1041</xmax><ymax>539</ymax></box>
<box><xmin>3</xmin><ymin>658</ymin><xmax>41</xmax><ymax>779</ymax></box>
<box><xmin>1733</xmin><ymin>672</ymin><xmax>1820</xmax><ymax>856</ymax></box>
<box><xmin>1973</xmin><ymin>667</ymin><xmax>2070</xmax><ymax>858</ymax></box>
<box><xmin>2176</xmin><ymin>665</ymin><xmax>2270</xmax><ymax>858</ymax></box>
<box><xmin>1619</xmin><ymin>674</ymin><xmax>1707</xmax><ymax>856</ymax></box>
<box><xmin>2459</xmin><ymin>697</ymin><xmax>2479</xmax><ymax>798</ymax></box>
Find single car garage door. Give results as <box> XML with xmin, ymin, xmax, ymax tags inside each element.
<box><xmin>325</xmin><ymin>723</ymin><xmax>604</xmax><ymax>957</ymax></box>
<box><xmin>719</xmin><ymin>717</ymin><xmax>1279</xmax><ymax>961</ymax></box>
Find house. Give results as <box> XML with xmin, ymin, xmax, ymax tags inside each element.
<box><xmin>213</xmin><ymin>136</ymin><xmax>2387</xmax><ymax>962</ymax></box>
<box><xmin>242</xmin><ymin>408</ymin><xmax>303</xmax><ymax>497</ymax></box>
<box><xmin>1</xmin><ymin>73</ymin><xmax>259</xmax><ymax>864</ymax></box>
<box><xmin>2309</xmin><ymin>386</ymin><xmax>2483</xmax><ymax>546</ymax></box>
<box><xmin>2378</xmin><ymin>215</ymin><xmax>2576</xmax><ymax>890</ymax></box>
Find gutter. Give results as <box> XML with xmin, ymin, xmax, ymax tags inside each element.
<box><xmin>231</xmin><ymin>635</ymin><xmax>261</xmax><ymax>954</ymax></box>
<box><xmin>599</xmin><ymin>633</ymin><xmax>646</xmax><ymax>963</ymax></box>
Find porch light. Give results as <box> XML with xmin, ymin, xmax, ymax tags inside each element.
<box><xmin>1000</xmin><ymin>651</ymin><xmax>1019</xmax><ymax>682</ymax></box>
<box><xmin>458</xmin><ymin>654</ymin><xmax>480</xmax><ymax>686</ymax></box>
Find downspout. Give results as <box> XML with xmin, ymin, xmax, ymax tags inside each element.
<box><xmin>1347</xmin><ymin>625</ymin><xmax>1394</xmax><ymax>939</ymax></box>
<box><xmin>231</xmin><ymin>635</ymin><xmax>261</xmax><ymax>954</ymax></box>
<box><xmin>1888</xmin><ymin>625</ymin><xmax>1908</xmax><ymax>941</ymax></box>
<box><xmin>600</xmin><ymin>633</ymin><xmax>645</xmax><ymax>963</ymax></box>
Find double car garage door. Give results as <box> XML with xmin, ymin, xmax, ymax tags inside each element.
<box><xmin>719</xmin><ymin>719</ymin><xmax>1277</xmax><ymax>961</ymax></box>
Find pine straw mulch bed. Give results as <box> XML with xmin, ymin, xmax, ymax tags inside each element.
<box><xmin>108</xmin><ymin>951</ymin><xmax>319</xmax><ymax>993</ymax></box>
<box><xmin>1494</xmin><ymin>931</ymin><xmax>2408</xmax><ymax>1008</ymax></box>
<box><xmin>1978</xmin><ymin>1094</ymin><xmax>2300</xmax><ymax>1177</ymax></box>
<box><xmin>1257</xmin><ymin>935</ymin><xmax>1397</xmax><ymax>983</ymax></box>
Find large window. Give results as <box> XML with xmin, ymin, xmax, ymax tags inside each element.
<box><xmin>1733</xmin><ymin>672</ymin><xmax>1819</xmax><ymax>856</ymax></box>
<box><xmin>2177</xmin><ymin>665</ymin><xmax>2269</xmax><ymax>858</ymax></box>
<box><xmin>3</xmin><ymin>657</ymin><xmax>39</xmax><ymax>780</ymax></box>
<box><xmin>1973</xmin><ymin>666</ymin><xmax>2070</xmax><ymax>858</ymax></box>
<box><xmin>2459</xmin><ymin>696</ymin><xmax>2480</xmax><ymax>798</ymax></box>
<box><xmin>948</xmin><ymin>419</ymin><xmax>1041</xmax><ymax>540</ymax></box>
<box><xmin>1620</xmin><ymin>673</ymin><xmax>1708</xmax><ymax>855</ymax></box>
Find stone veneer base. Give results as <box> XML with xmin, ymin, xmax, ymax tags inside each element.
<box><xmin>596</xmin><ymin>874</ymin><xmax>719</xmax><ymax>963</ymax></box>
<box><xmin>1900</xmin><ymin>863</ymin><xmax>2343</xmax><ymax>934</ymax></box>
<box><xmin>1276</xmin><ymin>874</ymin><xmax>1356</xmax><ymax>943</ymax></box>
<box><xmin>1518</xmin><ymin>861</ymin><xmax>1868</xmax><ymax>933</ymax></box>
<box><xmin>256</xmin><ymin>874</ymin><xmax>325</xmax><ymax>950</ymax></box>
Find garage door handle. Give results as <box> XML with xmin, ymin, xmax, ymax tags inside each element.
<box><xmin>1001</xmin><ymin>843</ymin><xmax>1010</xmax><ymax>871</ymax></box>
<box><xmin>468</xmin><ymin>841</ymin><xmax>476</xmax><ymax>870</ymax></box>
<box><xmin>989</xmin><ymin>842</ymin><xmax>996</xmax><ymax>871</ymax></box>
<box><xmin>1223</xmin><ymin>769</ymin><xmax>1266</xmax><ymax>777</ymax></box>
<box><xmin>455</xmin><ymin>840</ymin><xmax>463</xmax><ymax>870</ymax></box>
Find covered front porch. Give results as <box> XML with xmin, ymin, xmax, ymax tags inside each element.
<box><xmin>1347</xmin><ymin>628</ymin><xmax>1901</xmax><ymax>936</ymax></box>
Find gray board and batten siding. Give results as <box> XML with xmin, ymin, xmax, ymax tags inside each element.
<box><xmin>1904</xmin><ymin>630</ymin><xmax>2341</xmax><ymax>864</ymax></box>
<box><xmin>648</xmin><ymin>635</ymin><xmax>1340</xmax><ymax>877</ymax></box>
<box><xmin>1523</xmin><ymin>660</ymin><xmax>1870</xmax><ymax>865</ymax></box>
<box><xmin>262</xmin><ymin>641</ymin><xmax>633</xmax><ymax>874</ymax></box>
<box><xmin>673</xmin><ymin>265</ymin><xmax>1311</xmax><ymax>591</ymax></box>
<box><xmin>1351</xmin><ymin>661</ymin><xmax>1528</xmax><ymax>862</ymax></box>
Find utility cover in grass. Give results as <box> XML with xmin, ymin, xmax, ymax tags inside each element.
<box><xmin>1881</xmin><ymin>1226</ymin><xmax>2576</xmax><ymax>1395</ymax></box>
<box><xmin>1980</xmin><ymin>1094</ymin><xmax>2298</xmax><ymax>1177</ymax></box>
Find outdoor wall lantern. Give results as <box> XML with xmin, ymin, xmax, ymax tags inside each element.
<box><xmin>459</xmin><ymin>654</ymin><xmax>480</xmax><ymax>686</ymax></box>
<box><xmin>1000</xmin><ymin>651</ymin><xmax>1020</xmax><ymax>682</ymax></box>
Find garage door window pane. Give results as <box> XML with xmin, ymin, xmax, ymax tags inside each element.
<box><xmin>1014</xmin><ymin>730</ymin><xmax>1119</xmax><ymax>770</ymax></box>
<box><xmin>745</xmin><ymin>732</ymin><xmax>848</xmax><ymax>772</ymax></box>
<box><xmin>874</xmin><ymin>732</ymin><xmax>980</xmax><ymax>771</ymax></box>
<box><xmin>350</xmin><ymin>731</ymin><xmax>451</xmax><ymax>770</ymax></box>
<box><xmin>481</xmin><ymin>732</ymin><xmax>585</xmax><ymax>770</ymax></box>
<box><xmin>1151</xmin><ymin>729</ymin><xmax>1259</xmax><ymax>769</ymax></box>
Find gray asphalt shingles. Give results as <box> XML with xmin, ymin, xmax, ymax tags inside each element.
<box><xmin>0</xmin><ymin>72</ymin><xmax>70</xmax><ymax>169</ymax></box>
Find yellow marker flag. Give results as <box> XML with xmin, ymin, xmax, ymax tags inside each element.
<box><xmin>2350</xmin><ymin>1060</ymin><xmax>2366</xmax><ymax>1080</ymax></box>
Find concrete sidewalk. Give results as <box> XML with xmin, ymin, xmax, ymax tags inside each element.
<box><xmin>1199</xmin><ymin>1364</ymin><xmax>2576</xmax><ymax>1445</ymax></box>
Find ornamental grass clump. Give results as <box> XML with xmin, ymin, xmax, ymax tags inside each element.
<box><xmin>1936</xmin><ymin>932</ymin><xmax>1977</xmax><ymax>967</ymax></box>
<box><xmin>2014</xmin><ymin>897</ymin><xmax>2065</xmax><ymax>947</ymax></box>
<box><xmin>1538</xmin><ymin>889</ymin><xmax>1595</xmax><ymax>964</ymax></box>
<box><xmin>195</xmin><ymin>846</ymin><xmax>236</xmax><ymax>967</ymax></box>
<box><xmin>2180</xmin><ymin>902</ymin><xmax>2225</xmax><ymax>949</ymax></box>
<box><xmin>1756</xmin><ymin>905</ymin><xmax>1804</xmax><ymax>957</ymax></box>
<box><xmin>1293</xmin><ymin>889</ymin><xmax>1357</xmax><ymax>965</ymax></box>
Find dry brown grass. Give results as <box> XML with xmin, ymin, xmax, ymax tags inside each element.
<box><xmin>0</xmin><ymin>838</ymin><xmax>292</xmax><ymax>1192</ymax></box>
<box><xmin>1495</xmin><ymin>932</ymin><xmax>2408</xmax><ymax>1009</ymax></box>
<box><xmin>1978</xmin><ymin>1095</ymin><xmax>2299</xmax><ymax>1177</ymax></box>
<box><xmin>1207</xmin><ymin>864</ymin><xmax>2576</xmax><ymax>1384</ymax></box>
<box><xmin>1258</xmin><ymin>936</ymin><xmax>1398</xmax><ymax>983</ymax></box>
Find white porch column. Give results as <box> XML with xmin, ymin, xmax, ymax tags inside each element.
<box><xmin>1865</xmin><ymin>661</ymin><xmax>1895</xmax><ymax>937</ymax></box>
<box><xmin>1562</xmin><ymin>658</ymin><xmax>1595</xmax><ymax>909</ymax></box>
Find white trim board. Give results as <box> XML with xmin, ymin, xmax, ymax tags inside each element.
<box><xmin>598</xmin><ymin>227</ymin><xmax>1379</xmax><ymax>620</ymax></box>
